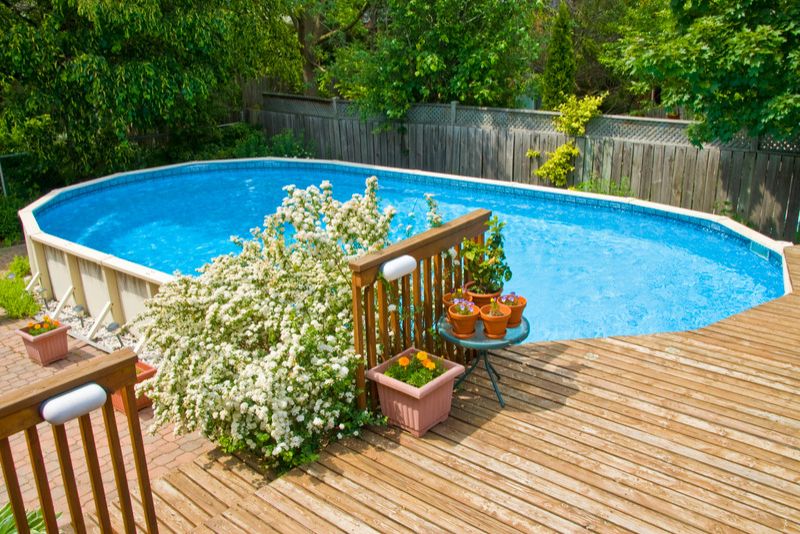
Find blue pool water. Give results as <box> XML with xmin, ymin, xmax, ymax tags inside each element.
<box><xmin>35</xmin><ymin>160</ymin><xmax>785</xmax><ymax>342</ymax></box>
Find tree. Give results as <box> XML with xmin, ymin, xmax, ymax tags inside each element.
<box><xmin>0</xmin><ymin>0</ymin><xmax>298</xmax><ymax>183</ymax></box>
<box><xmin>289</xmin><ymin>0</ymin><xmax>374</xmax><ymax>96</ymax></box>
<box><xmin>540</xmin><ymin>1</ymin><xmax>576</xmax><ymax>110</ymax></box>
<box><xmin>605</xmin><ymin>0</ymin><xmax>800</xmax><ymax>143</ymax></box>
<box><xmin>328</xmin><ymin>0</ymin><xmax>541</xmax><ymax>121</ymax></box>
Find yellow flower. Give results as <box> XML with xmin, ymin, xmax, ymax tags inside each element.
<box><xmin>415</xmin><ymin>351</ymin><xmax>428</xmax><ymax>361</ymax></box>
<box><xmin>398</xmin><ymin>356</ymin><xmax>410</xmax><ymax>367</ymax></box>
<box><xmin>424</xmin><ymin>360</ymin><xmax>436</xmax><ymax>371</ymax></box>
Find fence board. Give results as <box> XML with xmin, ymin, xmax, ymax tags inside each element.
<box><xmin>257</xmin><ymin>96</ymin><xmax>800</xmax><ymax>240</ymax></box>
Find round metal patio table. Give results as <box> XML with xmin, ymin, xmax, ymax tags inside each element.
<box><xmin>437</xmin><ymin>316</ymin><xmax>530</xmax><ymax>408</ymax></box>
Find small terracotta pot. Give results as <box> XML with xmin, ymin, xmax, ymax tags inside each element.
<box><xmin>500</xmin><ymin>295</ymin><xmax>527</xmax><ymax>327</ymax></box>
<box><xmin>442</xmin><ymin>291</ymin><xmax>472</xmax><ymax>322</ymax></box>
<box><xmin>448</xmin><ymin>304</ymin><xmax>480</xmax><ymax>339</ymax></box>
<box><xmin>467</xmin><ymin>287</ymin><xmax>502</xmax><ymax>308</ymax></box>
<box><xmin>480</xmin><ymin>303</ymin><xmax>511</xmax><ymax>339</ymax></box>
<box><xmin>112</xmin><ymin>361</ymin><xmax>157</xmax><ymax>413</ymax></box>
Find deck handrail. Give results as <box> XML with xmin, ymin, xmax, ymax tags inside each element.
<box><xmin>0</xmin><ymin>348</ymin><xmax>158</xmax><ymax>533</ymax></box>
<box><xmin>350</xmin><ymin>209</ymin><xmax>491</xmax><ymax>408</ymax></box>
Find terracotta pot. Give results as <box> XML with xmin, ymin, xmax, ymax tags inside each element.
<box><xmin>467</xmin><ymin>287</ymin><xmax>502</xmax><ymax>308</ymax></box>
<box><xmin>442</xmin><ymin>291</ymin><xmax>472</xmax><ymax>322</ymax></box>
<box><xmin>447</xmin><ymin>303</ymin><xmax>480</xmax><ymax>339</ymax></box>
<box><xmin>112</xmin><ymin>360</ymin><xmax>157</xmax><ymax>413</ymax></box>
<box><xmin>500</xmin><ymin>295</ymin><xmax>527</xmax><ymax>327</ymax></box>
<box><xmin>16</xmin><ymin>324</ymin><xmax>71</xmax><ymax>366</ymax></box>
<box><xmin>480</xmin><ymin>303</ymin><xmax>511</xmax><ymax>339</ymax></box>
<box><xmin>366</xmin><ymin>347</ymin><xmax>465</xmax><ymax>437</ymax></box>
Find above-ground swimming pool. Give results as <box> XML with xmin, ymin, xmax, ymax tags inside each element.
<box><xmin>30</xmin><ymin>159</ymin><xmax>786</xmax><ymax>342</ymax></box>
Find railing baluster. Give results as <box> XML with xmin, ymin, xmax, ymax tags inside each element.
<box><xmin>389</xmin><ymin>280</ymin><xmax>402</xmax><ymax>354</ymax></box>
<box><xmin>376</xmin><ymin>281</ymin><xmax>389</xmax><ymax>361</ymax></box>
<box><xmin>454</xmin><ymin>243</ymin><xmax>463</xmax><ymax>290</ymax></box>
<box><xmin>401</xmin><ymin>275</ymin><xmax>412</xmax><ymax>349</ymax></box>
<box><xmin>78</xmin><ymin>414</ymin><xmax>111</xmax><ymax>532</ymax></box>
<box><xmin>433</xmin><ymin>254</ymin><xmax>444</xmax><ymax>355</ymax></box>
<box><xmin>102</xmin><ymin>399</ymin><xmax>137</xmax><ymax>534</ymax></box>
<box><xmin>121</xmin><ymin>385</ymin><xmax>158</xmax><ymax>533</ymax></box>
<box><xmin>0</xmin><ymin>437</ymin><xmax>30</xmax><ymax>534</ymax></box>
<box><xmin>423</xmin><ymin>258</ymin><xmax>434</xmax><ymax>353</ymax></box>
<box><xmin>52</xmin><ymin>423</ymin><xmax>86</xmax><ymax>533</ymax></box>
<box><xmin>25</xmin><ymin>427</ymin><xmax>59</xmax><ymax>532</ymax></box>
<box><xmin>413</xmin><ymin>263</ymin><xmax>423</xmax><ymax>347</ymax></box>
<box><xmin>363</xmin><ymin>285</ymin><xmax>378</xmax><ymax>407</ymax></box>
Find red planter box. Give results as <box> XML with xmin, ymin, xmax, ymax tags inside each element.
<box><xmin>111</xmin><ymin>360</ymin><xmax>156</xmax><ymax>413</ymax></box>
<box><xmin>16</xmin><ymin>324</ymin><xmax>71</xmax><ymax>366</ymax></box>
<box><xmin>366</xmin><ymin>347</ymin><xmax>465</xmax><ymax>437</ymax></box>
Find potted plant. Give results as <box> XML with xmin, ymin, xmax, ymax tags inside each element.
<box><xmin>498</xmin><ymin>292</ymin><xmax>527</xmax><ymax>327</ymax></box>
<box><xmin>447</xmin><ymin>299</ymin><xmax>480</xmax><ymax>338</ymax></box>
<box><xmin>461</xmin><ymin>216</ymin><xmax>512</xmax><ymax>307</ymax></box>
<box><xmin>366</xmin><ymin>347</ymin><xmax>465</xmax><ymax>437</ymax></box>
<box><xmin>480</xmin><ymin>298</ymin><xmax>512</xmax><ymax>339</ymax></box>
<box><xmin>111</xmin><ymin>360</ymin><xmax>157</xmax><ymax>412</ymax></box>
<box><xmin>16</xmin><ymin>316</ymin><xmax>71</xmax><ymax>365</ymax></box>
<box><xmin>442</xmin><ymin>287</ymin><xmax>472</xmax><ymax>321</ymax></box>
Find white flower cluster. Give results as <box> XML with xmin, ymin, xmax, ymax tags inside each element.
<box><xmin>134</xmin><ymin>177</ymin><xmax>394</xmax><ymax>468</ymax></box>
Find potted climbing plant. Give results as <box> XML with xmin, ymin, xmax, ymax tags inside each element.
<box><xmin>366</xmin><ymin>347</ymin><xmax>465</xmax><ymax>437</ymax></box>
<box><xmin>461</xmin><ymin>216</ymin><xmax>512</xmax><ymax>307</ymax></box>
<box><xmin>16</xmin><ymin>316</ymin><xmax>70</xmax><ymax>366</ymax></box>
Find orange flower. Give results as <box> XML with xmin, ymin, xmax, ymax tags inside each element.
<box><xmin>27</xmin><ymin>322</ymin><xmax>34</xmax><ymax>328</ymax></box>
<box><xmin>415</xmin><ymin>351</ymin><xmax>428</xmax><ymax>361</ymax></box>
<box><xmin>33</xmin><ymin>324</ymin><xmax>40</xmax><ymax>330</ymax></box>
<box><xmin>398</xmin><ymin>356</ymin><xmax>410</xmax><ymax>367</ymax></box>
<box><xmin>424</xmin><ymin>360</ymin><xmax>436</xmax><ymax>371</ymax></box>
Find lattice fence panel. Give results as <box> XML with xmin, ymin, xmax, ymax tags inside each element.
<box><xmin>407</xmin><ymin>104</ymin><xmax>450</xmax><ymax>124</ymax></box>
<box><xmin>758</xmin><ymin>134</ymin><xmax>800</xmax><ymax>153</ymax></box>
<box><xmin>586</xmin><ymin>116</ymin><xmax>690</xmax><ymax>146</ymax></box>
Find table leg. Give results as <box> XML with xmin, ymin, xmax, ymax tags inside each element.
<box><xmin>454</xmin><ymin>351</ymin><xmax>482</xmax><ymax>389</ymax></box>
<box><xmin>486</xmin><ymin>354</ymin><xmax>501</xmax><ymax>382</ymax></box>
<box><xmin>483</xmin><ymin>351</ymin><xmax>505</xmax><ymax>408</ymax></box>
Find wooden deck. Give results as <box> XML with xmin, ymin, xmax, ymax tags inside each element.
<box><xmin>98</xmin><ymin>248</ymin><xmax>800</xmax><ymax>533</ymax></box>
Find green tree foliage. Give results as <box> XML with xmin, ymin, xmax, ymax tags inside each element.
<box><xmin>0</xmin><ymin>0</ymin><xmax>298</xmax><ymax>183</ymax></box>
<box><xmin>329</xmin><ymin>0</ymin><xmax>540</xmax><ymax>121</ymax></box>
<box><xmin>540</xmin><ymin>1</ymin><xmax>577</xmax><ymax>110</ymax></box>
<box><xmin>290</xmin><ymin>0</ymin><xmax>373</xmax><ymax>96</ymax></box>
<box><xmin>605</xmin><ymin>0</ymin><xmax>800</xmax><ymax>143</ymax></box>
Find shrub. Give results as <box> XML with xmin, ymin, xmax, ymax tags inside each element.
<box><xmin>554</xmin><ymin>94</ymin><xmax>606</xmax><ymax>137</ymax></box>
<box><xmin>571</xmin><ymin>177</ymin><xmax>632</xmax><ymax>197</ymax></box>
<box><xmin>534</xmin><ymin>141</ymin><xmax>580</xmax><ymax>187</ymax></box>
<box><xmin>0</xmin><ymin>197</ymin><xmax>26</xmax><ymax>246</ymax></box>
<box><xmin>0</xmin><ymin>278</ymin><xmax>39</xmax><ymax>319</ymax></box>
<box><xmin>461</xmin><ymin>216</ymin><xmax>512</xmax><ymax>294</ymax></box>
<box><xmin>8</xmin><ymin>255</ymin><xmax>30</xmax><ymax>280</ymax></box>
<box><xmin>265</xmin><ymin>130</ymin><xmax>314</xmax><ymax>158</ymax></box>
<box><xmin>135</xmin><ymin>177</ymin><xmax>394</xmax><ymax>470</ymax></box>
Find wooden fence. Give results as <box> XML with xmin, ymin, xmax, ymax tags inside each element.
<box><xmin>249</xmin><ymin>94</ymin><xmax>800</xmax><ymax>242</ymax></box>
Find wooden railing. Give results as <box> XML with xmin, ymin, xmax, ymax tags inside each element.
<box><xmin>349</xmin><ymin>209</ymin><xmax>491</xmax><ymax>408</ymax></box>
<box><xmin>0</xmin><ymin>349</ymin><xmax>157</xmax><ymax>533</ymax></box>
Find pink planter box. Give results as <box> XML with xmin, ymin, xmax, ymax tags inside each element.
<box><xmin>16</xmin><ymin>324</ymin><xmax>71</xmax><ymax>366</ymax></box>
<box><xmin>366</xmin><ymin>347</ymin><xmax>465</xmax><ymax>437</ymax></box>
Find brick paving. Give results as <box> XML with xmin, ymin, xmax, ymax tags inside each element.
<box><xmin>0</xmin><ymin>262</ymin><xmax>214</xmax><ymax>521</ymax></box>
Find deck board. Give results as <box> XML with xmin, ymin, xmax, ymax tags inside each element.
<box><xmin>99</xmin><ymin>245</ymin><xmax>800</xmax><ymax>533</ymax></box>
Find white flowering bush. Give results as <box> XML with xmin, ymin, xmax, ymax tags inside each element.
<box><xmin>135</xmin><ymin>177</ymin><xmax>395</xmax><ymax>469</ymax></box>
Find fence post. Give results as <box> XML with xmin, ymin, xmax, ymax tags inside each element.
<box><xmin>332</xmin><ymin>97</ymin><xmax>339</xmax><ymax>119</ymax></box>
<box><xmin>450</xmin><ymin>101</ymin><xmax>458</xmax><ymax>125</ymax></box>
